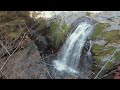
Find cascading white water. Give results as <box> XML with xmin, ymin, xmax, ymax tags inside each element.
<box><xmin>53</xmin><ymin>22</ymin><xmax>93</xmax><ymax>75</ymax></box>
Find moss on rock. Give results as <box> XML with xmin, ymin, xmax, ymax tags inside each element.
<box><xmin>103</xmin><ymin>30</ymin><xmax>120</xmax><ymax>44</ymax></box>
<box><xmin>92</xmin><ymin>43</ymin><xmax>117</xmax><ymax>74</ymax></box>
<box><xmin>50</xmin><ymin>19</ymin><xmax>69</xmax><ymax>49</ymax></box>
<box><xmin>114</xmin><ymin>51</ymin><xmax>120</xmax><ymax>63</ymax></box>
<box><xmin>105</xmin><ymin>61</ymin><xmax>115</xmax><ymax>70</ymax></box>
<box><xmin>91</xmin><ymin>21</ymin><xmax>120</xmax><ymax>78</ymax></box>
<box><xmin>91</xmin><ymin>23</ymin><xmax>110</xmax><ymax>40</ymax></box>
<box><xmin>92</xmin><ymin>44</ymin><xmax>116</xmax><ymax>58</ymax></box>
<box><xmin>92</xmin><ymin>44</ymin><xmax>104</xmax><ymax>55</ymax></box>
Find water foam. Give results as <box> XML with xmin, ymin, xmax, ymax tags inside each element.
<box><xmin>53</xmin><ymin>22</ymin><xmax>93</xmax><ymax>74</ymax></box>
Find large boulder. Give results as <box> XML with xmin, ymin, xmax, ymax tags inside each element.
<box><xmin>91</xmin><ymin>22</ymin><xmax>120</xmax><ymax>78</ymax></box>
<box><xmin>0</xmin><ymin>41</ymin><xmax>48</xmax><ymax>79</ymax></box>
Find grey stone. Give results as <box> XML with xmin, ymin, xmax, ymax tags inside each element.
<box><xmin>34</xmin><ymin>35</ymin><xmax>49</xmax><ymax>52</ymax></box>
<box><xmin>0</xmin><ymin>41</ymin><xmax>47</xmax><ymax>79</ymax></box>
<box><xmin>94</xmin><ymin>40</ymin><xmax>107</xmax><ymax>46</ymax></box>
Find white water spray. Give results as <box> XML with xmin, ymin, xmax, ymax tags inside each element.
<box><xmin>53</xmin><ymin>22</ymin><xmax>93</xmax><ymax>75</ymax></box>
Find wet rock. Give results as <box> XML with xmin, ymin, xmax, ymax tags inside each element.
<box><xmin>73</xmin><ymin>16</ymin><xmax>98</xmax><ymax>27</ymax></box>
<box><xmin>34</xmin><ymin>35</ymin><xmax>48</xmax><ymax>52</ymax></box>
<box><xmin>70</xmin><ymin>16</ymin><xmax>98</xmax><ymax>34</ymax></box>
<box><xmin>28</xmin><ymin>30</ymin><xmax>52</xmax><ymax>56</ymax></box>
<box><xmin>68</xmin><ymin>16</ymin><xmax>98</xmax><ymax>78</ymax></box>
<box><xmin>79</xmin><ymin>39</ymin><xmax>93</xmax><ymax>79</ymax></box>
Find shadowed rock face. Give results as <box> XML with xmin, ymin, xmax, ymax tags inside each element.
<box><xmin>28</xmin><ymin>30</ymin><xmax>53</xmax><ymax>56</ymax></box>
<box><xmin>34</xmin><ymin>35</ymin><xmax>48</xmax><ymax>52</ymax></box>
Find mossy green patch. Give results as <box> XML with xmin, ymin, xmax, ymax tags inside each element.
<box><xmin>92</xmin><ymin>44</ymin><xmax>104</xmax><ymax>65</ymax></box>
<box><xmin>91</xmin><ymin>23</ymin><xmax>120</xmax><ymax>77</ymax></box>
<box><xmin>91</xmin><ymin>23</ymin><xmax>110</xmax><ymax>40</ymax></box>
<box><xmin>50</xmin><ymin>20</ymin><xmax>60</xmax><ymax>46</ymax></box>
<box><xmin>92</xmin><ymin>44</ymin><xmax>116</xmax><ymax>57</ymax></box>
<box><xmin>97</xmin><ymin>51</ymin><xmax>120</xmax><ymax>78</ymax></box>
<box><xmin>105</xmin><ymin>61</ymin><xmax>115</xmax><ymax>70</ymax></box>
<box><xmin>92</xmin><ymin>44</ymin><xmax>117</xmax><ymax>77</ymax></box>
<box><xmin>92</xmin><ymin>43</ymin><xmax>116</xmax><ymax>67</ymax></box>
<box><xmin>114</xmin><ymin>51</ymin><xmax>120</xmax><ymax>63</ymax></box>
<box><xmin>50</xmin><ymin>20</ymin><xmax>69</xmax><ymax>49</ymax></box>
<box><xmin>92</xmin><ymin>44</ymin><xmax>104</xmax><ymax>55</ymax></box>
<box><xmin>97</xmin><ymin>61</ymin><xmax>115</xmax><ymax>78</ymax></box>
<box><xmin>100</xmin><ymin>46</ymin><xmax>116</xmax><ymax>56</ymax></box>
<box><xmin>93</xmin><ymin>56</ymin><xmax>102</xmax><ymax>64</ymax></box>
<box><xmin>103</xmin><ymin>30</ymin><xmax>120</xmax><ymax>44</ymax></box>
<box><xmin>50</xmin><ymin>20</ymin><xmax>60</xmax><ymax>36</ymax></box>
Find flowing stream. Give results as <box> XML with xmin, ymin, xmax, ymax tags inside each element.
<box><xmin>53</xmin><ymin>22</ymin><xmax>93</xmax><ymax>75</ymax></box>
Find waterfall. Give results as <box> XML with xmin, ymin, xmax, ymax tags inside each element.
<box><xmin>53</xmin><ymin>22</ymin><xmax>93</xmax><ymax>75</ymax></box>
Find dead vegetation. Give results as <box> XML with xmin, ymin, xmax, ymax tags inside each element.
<box><xmin>0</xmin><ymin>11</ymin><xmax>46</xmax><ymax>78</ymax></box>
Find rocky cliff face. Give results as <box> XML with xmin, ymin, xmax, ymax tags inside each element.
<box><xmin>1</xmin><ymin>11</ymin><xmax>120</xmax><ymax>79</ymax></box>
<box><xmin>91</xmin><ymin>23</ymin><xmax>120</xmax><ymax>78</ymax></box>
<box><xmin>84</xmin><ymin>11</ymin><xmax>120</xmax><ymax>78</ymax></box>
<box><xmin>47</xmin><ymin>11</ymin><xmax>120</xmax><ymax>78</ymax></box>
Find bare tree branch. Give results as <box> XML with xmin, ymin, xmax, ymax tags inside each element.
<box><xmin>100</xmin><ymin>69</ymin><xmax>116</xmax><ymax>79</ymax></box>
<box><xmin>0</xmin><ymin>71</ymin><xmax>8</xmax><ymax>79</ymax></box>
<box><xmin>0</xmin><ymin>40</ymin><xmax>11</xmax><ymax>56</ymax></box>
<box><xmin>0</xmin><ymin>22</ymin><xmax>32</xmax><ymax>72</ymax></box>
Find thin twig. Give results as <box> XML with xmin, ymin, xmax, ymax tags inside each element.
<box><xmin>0</xmin><ymin>71</ymin><xmax>8</xmax><ymax>79</ymax></box>
<box><xmin>0</xmin><ymin>21</ymin><xmax>39</xmax><ymax>78</ymax></box>
<box><xmin>46</xmin><ymin>65</ymin><xmax>53</xmax><ymax>79</ymax></box>
<box><xmin>0</xmin><ymin>40</ymin><xmax>11</xmax><ymax>56</ymax></box>
<box><xmin>0</xmin><ymin>23</ymin><xmax>31</xmax><ymax>72</ymax></box>
<box><xmin>0</xmin><ymin>21</ymin><xmax>41</xmax><ymax>78</ymax></box>
<box><xmin>100</xmin><ymin>69</ymin><xmax>116</xmax><ymax>79</ymax></box>
<box><xmin>46</xmin><ymin>68</ymin><xmax>53</xmax><ymax>79</ymax></box>
<box><xmin>0</xmin><ymin>35</ymin><xmax>25</xmax><ymax>71</ymax></box>
<box><xmin>41</xmin><ymin>54</ymin><xmax>53</xmax><ymax>79</ymax></box>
